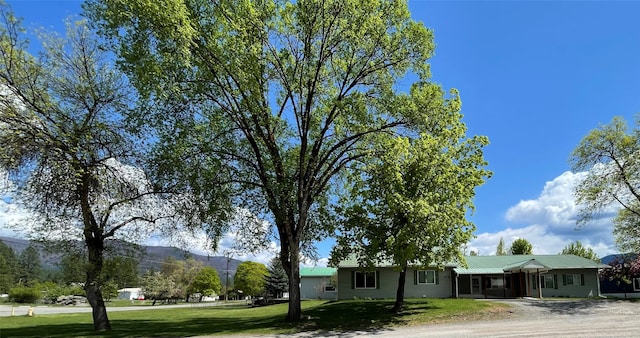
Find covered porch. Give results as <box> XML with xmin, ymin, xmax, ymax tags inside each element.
<box><xmin>454</xmin><ymin>259</ymin><xmax>551</xmax><ymax>299</ymax></box>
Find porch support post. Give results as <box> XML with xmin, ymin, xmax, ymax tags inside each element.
<box><xmin>537</xmin><ymin>269</ymin><xmax>542</xmax><ymax>298</ymax></box>
<box><xmin>454</xmin><ymin>272</ymin><xmax>459</xmax><ymax>298</ymax></box>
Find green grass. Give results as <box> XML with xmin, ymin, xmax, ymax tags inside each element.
<box><xmin>0</xmin><ymin>299</ymin><xmax>511</xmax><ymax>337</ymax></box>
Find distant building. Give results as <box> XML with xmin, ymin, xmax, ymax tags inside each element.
<box><xmin>300</xmin><ymin>267</ymin><xmax>337</xmax><ymax>300</ymax></box>
<box><xmin>117</xmin><ymin>287</ymin><xmax>144</xmax><ymax>300</ymax></box>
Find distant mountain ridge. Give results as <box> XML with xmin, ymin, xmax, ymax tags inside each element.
<box><xmin>0</xmin><ymin>236</ymin><xmax>243</xmax><ymax>280</ymax></box>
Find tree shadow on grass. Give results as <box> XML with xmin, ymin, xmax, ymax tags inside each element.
<box><xmin>0</xmin><ymin>301</ymin><xmax>420</xmax><ymax>337</ymax></box>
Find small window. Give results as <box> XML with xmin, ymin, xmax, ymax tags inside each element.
<box><xmin>634</xmin><ymin>278</ymin><xmax>640</xmax><ymax>291</ymax></box>
<box><xmin>488</xmin><ymin>277</ymin><xmax>504</xmax><ymax>289</ymax></box>
<box><xmin>354</xmin><ymin>271</ymin><xmax>377</xmax><ymax>289</ymax></box>
<box><xmin>324</xmin><ymin>284</ymin><xmax>336</xmax><ymax>292</ymax></box>
<box><xmin>565</xmin><ymin>274</ymin><xmax>582</xmax><ymax>286</ymax></box>
<box><xmin>542</xmin><ymin>275</ymin><xmax>555</xmax><ymax>289</ymax></box>
<box><xmin>417</xmin><ymin>270</ymin><xmax>436</xmax><ymax>284</ymax></box>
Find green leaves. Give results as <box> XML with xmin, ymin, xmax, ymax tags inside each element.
<box><xmin>234</xmin><ymin>261</ymin><xmax>268</xmax><ymax>297</ymax></box>
<box><xmin>571</xmin><ymin>115</ymin><xmax>640</xmax><ymax>252</ymax></box>
<box><xmin>333</xmin><ymin>80</ymin><xmax>490</xmax><ymax>273</ymax></box>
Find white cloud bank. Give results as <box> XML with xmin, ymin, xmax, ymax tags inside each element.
<box><xmin>468</xmin><ymin>171</ymin><xmax>619</xmax><ymax>258</ymax></box>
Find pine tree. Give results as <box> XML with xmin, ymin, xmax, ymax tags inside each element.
<box><xmin>17</xmin><ymin>244</ymin><xmax>42</xmax><ymax>285</ymax></box>
<box><xmin>264</xmin><ymin>256</ymin><xmax>289</xmax><ymax>299</ymax></box>
<box><xmin>496</xmin><ymin>237</ymin><xmax>507</xmax><ymax>256</ymax></box>
<box><xmin>0</xmin><ymin>240</ymin><xmax>17</xmax><ymax>292</ymax></box>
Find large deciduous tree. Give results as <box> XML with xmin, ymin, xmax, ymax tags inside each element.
<box><xmin>560</xmin><ymin>241</ymin><xmax>600</xmax><ymax>262</ymax></box>
<box><xmin>571</xmin><ymin>116</ymin><xmax>640</xmax><ymax>253</ymax></box>
<box><xmin>189</xmin><ymin>266</ymin><xmax>222</xmax><ymax>301</ymax></box>
<box><xmin>0</xmin><ymin>6</ymin><xmax>203</xmax><ymax>331</ymax></box>
<box><xmin>234</xmin><ymin>261</ymin><xmax>268</xmax><ymax>298</ymax></box>
<box><xmin>86</xmin><ymin>0</ymin><xmax>438</xmax><ymax>320</ymax></box>
<box><xmin>330</xmin><ymin>83</ymin><xmax>489</xmax><ymax>312</ymax></box>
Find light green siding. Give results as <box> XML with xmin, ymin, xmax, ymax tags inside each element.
<box><xmin>337</xmin><ymin>267</ymin><xmax>453</xmax><ymax>300</ymax></box>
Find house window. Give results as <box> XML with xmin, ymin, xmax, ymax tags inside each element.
<box><xmin>324</xmin><ymin>284</ymin><xmax>336</xmax><ymax>292</ymax></box>
<box><xmin>634</xmin><ymin>278</ymin><xmax>640</xmax><ymax>291</ymax></box>
<box><xmin>488</xmin><ymin>277</ymin><xmax>504</xmax><ymax>289</ymax></box>
<box><xmin>563</xmin><ymin>274</ymin><xmax>584</xmax><ymax>286</ymax></box>
<box><xmin>542</xmin><ymin>275</ymin><xmax>555</xmax><ymax>289</ymax></box>
<box><xmin>354</xmin><ymin>271</ymin><xmax>377</xmax><ymax>289</ymax></box>
<box><xmin>417</xmin><ymin>270</ymin><xmax>436</xmax><ymax>284</ymax></box>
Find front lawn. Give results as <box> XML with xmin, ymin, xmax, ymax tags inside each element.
<box><xmin>0</xmin><ymin>299</ymin><xmax>511</xmax><ymax>337</ymax></box>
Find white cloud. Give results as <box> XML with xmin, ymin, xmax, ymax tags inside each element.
<box><xmin>470</xmin><ymin>170</ymin><xmax>619</xmax><ymax>258</ymax></box>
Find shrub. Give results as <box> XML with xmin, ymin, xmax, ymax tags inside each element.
<box><xmin>9</xmin><ymin>286</ymin><xmax>41</xmax><ymax>303</ymax></box>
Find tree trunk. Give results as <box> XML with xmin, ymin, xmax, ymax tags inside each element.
<box><xmin>392</xmin><ymin>266</ymin><xmax>407</xmax><ymax>313</ymax></box>
<box><xmin>85</xmin><ymin>237</ymin><xmax>111</xmax><ymax>331</ymax></box>
<box><xmin>286</xmin><ymin>245</ymin><xmax>302</xmax><ymax>321</ymax></box>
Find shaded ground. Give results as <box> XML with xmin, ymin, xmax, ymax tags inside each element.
<box><xmin>208</xmin><ymin>298</ymin><xmax>640</xmax><ymax>338</ymax></box>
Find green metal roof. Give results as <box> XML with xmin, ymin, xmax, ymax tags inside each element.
<box><xmin>300</xmin><ymin>267</ymin><xmax>337</xmax><ymax>277</ymax></box>
<box><xmin>336</xmin><ymin>254</ymin><xmax>608</xmax><ymax>274</ymax></box>
<box><xmin>453</xmin><ymin>255</ymin><xmax>608</xmax><ymax>275</ymax></box>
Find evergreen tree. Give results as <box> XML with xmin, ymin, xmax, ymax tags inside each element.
<box><xmin>0</xmin><ymin>241</ymin><xmax>18</xmax><ymax>292</ymax></box>
<box><xmin>496</xmin><ymin>237</ymin><xmax>507</xmax><ymax>256</ymax></box>
<box><xmin>264</xmin><ymin>256</ymin><xmax>289</xmax><ymax>299</ymax></box>
<box><xmin>17</xmin><ymin>244</ymin><xmax>42</xmax><ymax>285</ymax></box>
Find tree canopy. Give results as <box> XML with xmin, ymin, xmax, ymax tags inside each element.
<box><xmin>85</xmin><ymin>0</ymin><xmax>443</xmax><ymax>320</ymax></box>
<box><xmin>189</xmin><ymin>266</ymin><xmax>222</xmax><ymax>300</ymax></box>
<box><xmin>234</xmin><ymin>261</ymin><xmax>268</xmax><ymax>297</ymax></box>
<box><xmin>0</xmin><ymin>5</ymin><xmax>188</xmax><ymax>330</ymax></box>
<box><xmin>329</xmin><ymin>82</ymin><xmax>490</xmax><ymax>312</ymax></box>
<box><xmin>560</xmin><ymin>241</ymin><xmax>600</xmax><ymax>262</ymax></box>
<box><xmin>571</xmin><ymin>116</ymin><xmax>640</xmax><ymax>253</ymax></box>
<box><xmin>510</xmin><ymin>238</ymin><xmax>533</xmax><ymax>255</ymax></box>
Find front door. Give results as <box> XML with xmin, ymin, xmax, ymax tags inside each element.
<box><xmin>472</xmin><ymin>277</ymin><xmax>481</xmax><ymax>294</ymax></box>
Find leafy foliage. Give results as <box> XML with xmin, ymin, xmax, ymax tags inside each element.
<box><xmin>86</xmin><ymin>0</ymin><xmax>441</xmax><ymax>320</ymax></box>
<box><xmin>509</xmin><ymin>238</ymin><xmax>533</xmax><ymax>255</ymax></box>
<box><xmin>0</xmin><ymin>4</ymin><xmax>191</xmax><ymax>330</ymax></box>
<box><xmin>571</xmin><ymin>116</ymin><xmax>640</xmax><ymax>253</ymax></box>
<box><xmin>330</xmin><ymin>82</ymin><xmax>490</xmax><ymax>311</ymax></box>
<box><xmin>189</xmin><ymin>266</ymin><xmax>222</xmax><ymax>299</ymax></box>
<box><xmin>599</xmin><ymin>254</ymin><xmax>640</xmax><ymax>293</ymax></box>
<box><xmin>560</xmin><ymin>241</ymin><xmax>600</xmax><ymax>262</ymax></box>
<box><xmin>8</xmin><ymin>285</ymin><xmax>40</xmax><ymax>303</ymax></box>
<box><xmin>234</xmin><ymin>261</ymin><xmax>268</xmax><ymax>297</ymax></box>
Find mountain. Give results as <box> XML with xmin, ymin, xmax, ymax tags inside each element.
<box><xmin>0</xmin><ymin>236</ymin><xmax>243</xmax><ymax>280</ymax></box>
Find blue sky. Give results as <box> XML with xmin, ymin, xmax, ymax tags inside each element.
<box><xmin>1</xmin><ymin>0</ymin><xmax>638</xmax><ymax>264</ymax></box>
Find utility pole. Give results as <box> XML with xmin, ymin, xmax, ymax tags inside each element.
<box><xmin>224</xmin><ymin>250</ymin><xmax>232</xmax><ymax>302</ymax></box>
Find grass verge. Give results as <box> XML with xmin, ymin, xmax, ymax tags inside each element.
<box><xmin>0</xmin><ymin>298</ymin><xmax>512</xmax><ymax>337</ymax></box>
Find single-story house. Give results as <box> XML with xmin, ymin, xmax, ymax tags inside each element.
<box><xmin>300</xmin><ymin>267</ymin><xmax>337</xmax><ymax>300</ymax></box>
<box><xmin>336</xmin><ymin>255</ymin><xmax>609</xmax><ymax>300</ymax></box>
